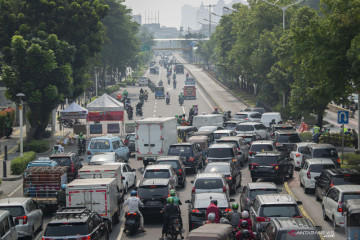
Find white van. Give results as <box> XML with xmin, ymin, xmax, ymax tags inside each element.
<box><xmin>0</xmin><ymin>210</ymin><xmax>17</xmax><ymax>240</ymax></box>
<box><xmin>192</xmin><ymin>114</ymin><xmax>224</xmax><ymax>129</ymax></box>
<box><xmin>260</xmin><ymin>112</ymin><xmax>282</xmax><ymax>127</ymax></box>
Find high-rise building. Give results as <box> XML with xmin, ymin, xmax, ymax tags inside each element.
<box><xmin>196</xmin><ymin>2</ymin><xmax>209</xmax><ymax>30</ymax></box>
<box><xmin>132</xmin><ymin>14</ymin><xmax>142</xmax><ymax>25</ymax></box>
<box><xmin>181</xmin><ymin>5</ymin><xmax>197</xmax><ymax>31</ymax></box>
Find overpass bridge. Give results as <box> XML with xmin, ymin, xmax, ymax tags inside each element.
<box><xmin>147</xmin><ymin>38</ymin><xmax>209</xmax><ymax>51</ymax></box>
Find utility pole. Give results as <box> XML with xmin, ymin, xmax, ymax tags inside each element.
<box><xmin>205</xmin><ymin>5</ymin><xmax>213</xmax><ymax>37</ymax></box>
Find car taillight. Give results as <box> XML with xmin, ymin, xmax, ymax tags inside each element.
<box><xmin>124</xmin><ymin>140</ymin><xmax>129</xmax><ymax>144</ymax></box>
<box><xmin>15</xmin><ymin>215</ymin><xmax>27</xmax><ymax>224</ymax></box>
<box><xmin>223</xmin><ymin>186</ymin><xmax>226</xmax><ymax>192</ymax></box>
<box><xmin>71</xmin><ymin>162</ymin><xmax>75</xmax><ymax>172</ymax></box>
<box><xmin>232</xmin><ymin>158</ymin><xmax>236</xmax><ymax>162</ymax></box>
<box><xmin>80</xmin><ymin>236</ymin><xmax>91</xmax><ymax>240</ymax></box>
<box><xmin>251</xmin><ymin>163</ymin><xmax>259</xmax><ymax>170</ymax></box>
<box><xmin>276</xmin><ymin>143</ymin><xmax>279</xmax><ymax>146</ymax></box>
<box><xmin>292</xmin><ymin>215</ymin><xmax>302</xmax><ymax>218</ymax></box>
<box><xmin>296</xmin><ymin>154</ymin><xmax>300</xmax><ymax>157</ymax></box>
<box><xmin>178</xmin><ymin>169</ymin><xmax>182</xmax><ymax>176</ymax></box>
<box><xmin>307</xmin><ymin>171</ymin><xmax>311</xmax><ymax>179</ymax></box>
<box><xmin>337</xmin><ymin>202</ymin><xmax>343</xmax><ymax>212</ymax></box>
<box><xmin>330</xmin><ymin>180</ymin><xmax>334</xmax><ymax>187</ymax></box>
<box><xmin>256</xmin><ymin>217</ymin><xmax>270</xmax><ymax>222</ymax></box>
<box><xmin>245</xmin><ymin>118</ymin><xmax>249</xmax><ymax>120</ymax></box>
<box><xmin>126</xmin><ymin>212</ymin><xmax>137</xmax><ymax>216</ymax></box>
<box><xmin>270</xmin><ymin>164</ymin><xmax>279</xmax><ymax>170</ymax></box>
<box><xmin>192</xmin><ymin>209</ymin><xmax>200</xmax><ymax>213</ymax></box>
<box><xmin>225</xmin><ymin>208</ymin><xmax>231</xmax><ymax>212</ymax></box>
<box><xmin>192</xmin><ymin>187</ymin><xmax>195</xmax><ymax>193</ymax></box>
<box><xmin>249</xmin><ymin>151</ymin><xmax>253</xmax><ymax>156</ymax></box>
<box><xmin>87</xmin><ymin>151</ymin><xmax>91</xmax><ymax>155</ymax></box>
<box><xmin>226</xmin><ymin>176</ymin><xmax>232</xmax><ymax>180</ymax></box>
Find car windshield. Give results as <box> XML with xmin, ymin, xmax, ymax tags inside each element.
<box><xmin>204</xmin><ymin>165</ymin><xmax>230</xmax><ymax>174</ymax></box>
<box><xmin>0</xmin><ymin>206</ymin><xmax>24</xmax><ymax>217</ymax></box>
<box><xmin>127</xmin><ymin>135</ymin><xmax>135</xmax><ymax>141</ymax></box>
<box><xmin>144</xmin><ymin>169</ymin><xmax>170</xmax><ymax>179</ymax></box>
<box><xmin>251</xmin><ymin>144</ymin><xmax>273</xmax><ymax>152</ymax></box>
<box><xmin>224</xmin><ymin>123</ymin><xmax>237</xmax><ymax>128</ymax></box>
<box><xmin>214</xmin><ymin>133</ymin><xmax>229</xmax><ymax>140</ymax></box>
<box><xmin>309</xmin><ymin>164</ymin><xmax>335</xmax><ymax>173</ymax></box>
<box><xmin>342</xmin><ymin>193</ymin><xmax>360</xmax><ymax>202</ymax></box>
<box><xmin>233</xmin><ymin>114</ymin><xmax>248</xmax><ymax>119</ymax></box>
<box><xmin>195</xmin><ymin>179</ymin><xmax>224</xmax><ymax>189</ymax></box>
<box><xmin>44</xmin><ymin>223</ymin><xmax>89</xmax><ymax>236</ymax></box>
<box><xmin>313</xmin><ymin>148</ymin><xmax>338</xmax><ymax>158</ymax></box>
<box><xmin>249</xmin><ymin>189</ymin><xmax>278</xmax><ymax>198</ymax></box>
<box><xmin>349</xmin><ymin>214</ymin><xmax>360</xmax><ymax>227</ymax></box>
<box><xmin>208</xmin><ymin>148</ymin><xmax>233</xmax><ymax>158</ymax></box>
<box><xmin>260</xmin><ymin>204</ymin><xmax>300</xmax><ymax>217</ymax></box>
<box><xmin>277</xmin><ymin>134</ymin><xmax>301</xmax><ymax>143</ymax></box>
<box><xmin>51</xmin><ymin>157</ymin><xmax>71</xmax><ymax>166</ymax></box>
<box><xmin>252</xmin><ymin>156</ymin><xmax>278</xmax><ymax>165</ymax></box>
<box><xmin>138</xmin><ymin>186</ymin><xmax>168</xmax><ymax>198</ymax></box>
<box><xmin>156</xmin><ymin>161</ymin><xmax>179</xmax><ymax>170</ymax></box>
<box><xmin>278</xmin><ymin>232</ymin><xmax>320</xmax><ymax>240</ymax></box>
<box><xmin>242</xmin><ymin>136</ymin><xmax>254</xmax><ymax>143</ymax></box>
<box><xmin>236</xmin><ymin>125</ymin><xmax>254</xmax><ymax>131</ymax></box>
<box><xmin>168</xmin><ymin>146</ymin><xmax>192</xmax><ymax>155</ymax></box>
<box><xmin>89</xmin><ymin>139</ymin><xmax>111</xmax><ymax>150</ymax></box>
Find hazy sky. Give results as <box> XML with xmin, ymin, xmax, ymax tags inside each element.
<box><xmin>124</xmin><ymin>0</ymin><xmax>234</xmax><ymax>28</ymax></box>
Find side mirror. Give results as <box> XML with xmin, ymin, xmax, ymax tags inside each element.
<box><xmin>190</xmin><ymin>180</ymin><xmax>194</xmax><ymax>184</ymax></box>
<box><xmin>121</xmin><ymin>176</ymin><xmax>125</xmax><ymax>180</ymax></box>
<box><xmin>185</xmin><ymin>200</ymin><xmax>191</xmax><ymax>204</ymax></box>
<box><xmin>296</xmin><ymin>201</ymin><xmax>302</xmax><ymax>205</ymax></box>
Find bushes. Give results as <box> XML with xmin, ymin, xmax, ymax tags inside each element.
<box><xmin>319</xmin><ymin>133</ymin><xmax>354</xmax><ymax>147</ymax></box>
<box><xmin>342</xmin><ymin>152</ymin><xmax>360</xmax><ymax>165</ymax></box>
<box><xmin>10</xmin><ymin>151</ymin><xmax>36</xmax><ymax>175</ymax></box>
<box><xmin>23</xmin><ymin>140</ymin><xmax>50</xmax><ymax>153</ymax></box>
<box><xmin>119</xmin><ymin>82</ymin><xmax>126</xmax><ymax>88</ymax></box>
<box><xmin>300</xmin><ymin>132</ymin><xmax>313</xmax><ymax>142</ymax></box>
<box><xmin>105</xmin><ymin>85</ymin><xmax>121</xmax><ymax>94</ymax></box>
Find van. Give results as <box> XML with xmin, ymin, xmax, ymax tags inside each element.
<box><xmin>261</xmin><ymin>112</ymin><xmax>283</xmax><ymax>128</ymax></box>
<box><xmin>192</xmin><ymin>115</ymin><xmax>224</xmax><ymax>129</ymax></box>
<box><xmin>0</xmin><ymin>210</ymin><xmax>17</xmax><ymax>240</ymax></box>
<box><xmin>87</xmin><ymin>135</ymin><xmax>129</xmax><ymax>162</ymax></box>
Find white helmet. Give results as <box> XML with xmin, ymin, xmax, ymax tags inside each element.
<box><xmin>207</xmin><ymin>213</ymin><xmax>216</xmax><ymax>221</ymax></box>
<box><xmin>242</xmin><ymin>210</ymin><xmax>249</xmax><ymax>219</ymax></box>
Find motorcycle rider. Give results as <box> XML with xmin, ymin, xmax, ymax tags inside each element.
<box><xmin>159</xmin><ymin>79</ymin><xmax>163</xmax><ymax>86</ymax></box>
<box><xmin>123</xmin><ymin>190</ymin><xmax>145</xmax><ymax>233</ymax></box>
<box><xmin>77</xmin><ymin>132</ymin><xmax>86</xmax><ymax>152</ymax></box>
<box><xmin>173</xmin><ymin>72</ymin><xmax>176</xmax><ymax>80</ymax></box>
<box><xmin>136</xmin><ymin>101</ymin><xmax>143</xmax><ymax>116</ymax></box>
<box><xmin>140</xmin><ymin>88</ymin><xmax>144</xmax><ymax>94</ymax></box>
<box><xmin>127</xmin><ymin>105</ymin><xmax>133</xmax><ymax>120</ymax></box>
<box><xmin>160</xmin><ymin>197</ymin><xmax>184</xmax><ymax>240</ymax></box>
<box><xmin>53</xmin><ymin>140</ymin><xmax>64</xmax><ymax>154</ymax></box>
<box><xmin>204</xmin><ymin>213</ymin><xmax>216</xmax><ymax>224</ymax></box>
<box><xmin>168</xmin><ymin>190</ymin><xmax>183</xmax><ymax>232</ymax></box>
<box><xmin>178</xmin><ymin>93</ymin><xmax>184</xmax><ymax>104</ymax></box>
<box><xmin>227</xmin><ymin>203</ymin><xmax>242</xmax><ymax>228</ymax></box>
<box><xmin>236</xmin><ymin>220</ymin><xmax>256</xmax><ymax>240</ymax></box>
<box><xmin>212</xmin><ymin>107</ymin><xmax>219</xmax><ymax>114</ymax></box>
<box><xmin>123</xmin><ymin>89</ymin><xmax>128</xmax><ymax>98</ymax></box>
<box><xmin>194</xmin><ymin>104</ymin><xmax>198</xmax><ymax>115</ymax></box>
<box><xmin>206</xmin><ymin>200</ymin><xmax>220</xmax><ymax>223</ymax></box>
<box><xmin>240</xmin><ymin>211</ymin><xmax>252</xmax><ymax>230</ymax></box>
<box><xmin>144</xmin><ymin>90</ymin><xmax>149</xmax><ymax>100</ymax></box>
<box><xmin>166</xmin><ymin>92</ymin><xmax>170</xmax><ymax>104</ymax></box>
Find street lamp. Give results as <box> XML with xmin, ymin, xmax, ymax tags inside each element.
<box><xmin>16</xmin><ymin>93</ymin><xmax>25</xmax><ymax>158</ymax></box>
<box><xmin>223</xmin><ymin>6</ymin><xmax>239</xmax><ymax>14</ymax></box>
<box><xmin>94</xmin><ymin>68</ymin><xmax>98</xmax><ymax>97</ymax></box>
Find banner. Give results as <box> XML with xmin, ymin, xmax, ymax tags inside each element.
<box><xmin>87</xmin><ymin>111</ymin><xmax>124</xmax><ymax>121</ymax></box>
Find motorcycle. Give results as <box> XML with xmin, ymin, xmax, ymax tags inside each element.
<box><xmin>179</xmin><ymin>98</ymin><xmax>184</xmax><ymax>106</ymax></box>
<box><xmin>61</xmin><ymin>119</ymin><xmax>80</xmax><ymax>128</ymax></box>
<box><xmin>144</xmin><ymin>94</ymin><xmax>148</xmax><ymax>101</ymax></box>
<box><xmin>127</xmin><ymin>107</ymin><xmax>133</xmax><ymax>120</ymax></box>
<box><xmin>173</xmin><ymin>75</ymin><xmax>176</xmax><ymax>81</ymax></box>
<box><xmin>168</xmin><ymin>78</ymin><xmax>171</xmax><ymax>85</ymax></box>
<box><xmin>166</xmin><ymin>98</ymin><xmax>170</xmax><ymax>105</ymax></box>
<box><xmin>164</xmin><ymin>217</ymin><xmax>182</xmax><ymax>240</ymax></box>
<box><xmin>173</xmin><ymin>81</ymin><xmax>176</xmax><ymax>89</ymax></box>
<box><xmin>124</xmin><ymin>211</ymin><xmax>141</xmax><ymax>235</ymax></box>
<box><xmin>77</xmin><ymin>139</ymin><xmax>87</xmax><ymax>156</ymax></box>
<box><xmin>159</xmin><ymin>81</ymin><xmax>163</xmax><ymax>86</ymax></box>
<box><xmin>136</xmin><ymin>107</ymin><xmax>143</xmax><ymax>116</ymax></box>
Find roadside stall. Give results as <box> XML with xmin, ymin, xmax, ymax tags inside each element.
<box><xmin>60</xmin><ymin>102</ymin><xmax>88</xmax><ymax>141</ymax></box>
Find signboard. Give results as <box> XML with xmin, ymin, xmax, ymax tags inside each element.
<box><xmin>107</xmin><ymin>123</ymin><xmax>120</xmax><ymax>133</ymax></box>
<box><xmin>88</xmin><ymin>111</ymin><xmax>124</xmax><ymax>121</ymax></box>
<box><xmin>90</xmin><ymin>124</ymin><xmax>103</xmax><ymax>134</ymax></box>
<box><xmin>337</xmin><ymin>111</ymin><xmax>349</xmax><ymax>124</ymax></box>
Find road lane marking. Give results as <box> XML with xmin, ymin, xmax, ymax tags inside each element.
<box><xmin>117</xmin><ymin>228</ymin><xmax>124</xmax><ymax>240</ymax></box>
<box><xmin>182</xmin><ymin>106</ymin><xmax>185</xmax><ymax>114</ymax></box>
<box><xmin>8</xmin><ymin>183</ymin><xmax>23</xmax><ymax>197</ymax></box>
<box><xmin>197</xmin><ymin>87</ymin><xmax>214</xmax><ymax>110</ymax></box>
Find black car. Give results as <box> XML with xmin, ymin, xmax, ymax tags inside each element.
<box><xmin>261</xmin><ymin>218</ymin><xmax>321</xmax><ymax>240</ymax></box>
<box><xmin>168</xmin><ymin>143</ymin><xmax>203</xmax><ymax>173</ymax></box>
<box><xmin>203</xmin><ymin>162</ymin><xmax>241</xmax><ymax>194</ymax></box>
<box><xmin>138</xmin><ymin>178</ymin><xmax>175</xmax><ymax>217</ymax></box>
<box><xmin>314</xmin><ymin>168</ymin><xmax>360</xmax><ymax>201</ymax></box>
<box><xmin>274</xmin><ymin>130</ymin><xmax>301</xmax><ymax>152</ymax></box>
<box><xmin>250</xmin><ymin>151</ymin><xmax>294</xmax><ymax>183</ymax></box>
<box><xmin>302</xmin><ymin>144</ymin><xmax>341</xmax><ymax>167</ymax></box>
<box><xmin>49</xmin><ymin>152</ymin><xmax>83</xmax><ymax>181</ymax></box>
<box><xmin>240</xmin><ymin>182</ymin><xmax>281</xmax><ymax>211</ymax></box>
<box><xmin>155</xmin><ymin>156</ymin><xmax>187</xmax><ymax>188</ymax></box>
<box><xmin>185</xmin><ymin>192</ymin><xmax>234</xmax><ymax>231</ymax></box>
<box><xmin>43</xmin><ymin>207</ymin><xmax>109</xmax><ymax>240</ymax></box>
<box><xmin>124</xmin><ymin>133</ymin><xmax>135</xmax><ymax>154</ymax></box>
<box><xmin>175</xmin><ymin>64</ymin><xmax>184</xmax><ymax>74</ymax></box>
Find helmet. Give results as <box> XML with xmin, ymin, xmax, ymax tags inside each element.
<box><xmin>79</xmin><ymin>132</ymin><xmax>83</xmax><ymax>137</ymax></box>
<box><xmin>241</xmin><ymin>211</ymin><xmax>249</xmax><ymax>219</ymax></box>
<box><xmin>220</xmin><ymin>218</ymin><xmax>230</xmax><ymax>224</ymax></box>
<box><xmin>167</xmin><ymin>197</ymin><xmax>174</xmax><ymax>204</ymax></box>
<box><xmin>215</xmin><ymin>107</ymin><xmax>218</xmax><ymax>111</ymax></box>
<box><xmin>211</xmin><ymin>200</ymin><xmax>218</xmax><ymax>206</ymax></box>
<box><xmin>167</xmin><ymin>92</ymin><xmax>169</xmax><ymax>94</ymax></box>
<box><xmin>240</xmin><ymin>220</ymin><xmax>249</xmax><ymax>229</ymax></box>
<box><xmin>61</xmin><ymin>184</ymin><xmax>66</xmax><ymax>190</ymax></box>
<box><xmin>241</xmin><ymin>229</ymin><xmax>250</xmax><ymax>238</ymax></box>
<box><xmin>207</xmin><ymin>213</ymin><xmax>215</xmax><ymax>221</ymax></box>
<box><xmin>130</xmin><ymin>190</ymin><xmax>137</xmax><ymax>196</ymax></box>
<box><xmin>232</xmin><ymin>202</ymin><xmax>239</xmax><ymax>210</ymax></box>
<box><xmin>195</xmin><ymin>104</ymin><xmax>198</xmax><ymax>107</ymax></box>
<box><xmin>170</xmin><ymin>189</ymin><xmax>176</xmax><ymax>196</ymax></box>
<box><xmin>175</xmin><ymin>115</ymin><xmax>178</xmax><ymax>118</ymax></box>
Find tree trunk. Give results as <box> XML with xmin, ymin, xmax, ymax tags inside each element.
<box><xmin>317</xmin><ymin>112</ymin><xmax>324</xmax><ymax>129</ymax></box>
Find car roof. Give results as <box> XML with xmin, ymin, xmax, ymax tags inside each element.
<box><xmin>272</xmin><ymin>218</ymin><xmax>315</xmax><ymax>230</ymax></box>
<box><xmin>251</xmin><ymin>140</ymin><xmax>274</xmax><ymax>145</ymax></box>
<box><xmin>49</xmin><ymin>207</ymin><xmax>92</xmax><ymax>224</ymax></box>
<box><xmin>237</xmin><ymin>122</ymin><xmax>262</xmax><ymax>125</ymax></box>
<box><xmin>217</xmin><ymin>136</ymin><xmax>241</xmax><ymax>141</ymax></box>
<box><xmin>156</xmin><ymin>156</ymin><xmax>182</xmax><ymax>161</ymax></box>
<box><xmin>306</xmin><ymin>158</ymin><xmax>335</xmax><ymax>165</ymax></box>
<box><xmin>140</xmin><ymin>178</ymin><xmax>170</xmax><ymax>186</ymax></box>
<box><xmin>209</xmin><ymin>143</ymin><xmax>235</xmax><ymax>149</ymax></box>
<box><xmin>170</xmin><ymin>143</ymin><xmax>193</xmax><ymax>146</ymax></box>
<box><xmin>310</xmin><ymin>144</ymin><xmax>336</xmax><ymax>149</ymax></box>
<box><xmin>332</xmin><ymin>185</ymin><xmax>360</xmax><ymax>192</ymax></box>
<box><xmin>296</xmin><ymin>142</ymin><xmax>316</xmax><ymax>147</ymax></box>
<box><xmin>325</xmin><ymin>168</ymin><xmax>360</xmax><ymax>176</ymax></box>
<box><xmin>0</xmin><ymin>197</ymin><xmax>29</xmax><ymax>206</ymax></box>
<box><xmin>195</xmin><ymin>173</ymin><xmax>224</xmax><ymax>179</ymax></box>
<box><xmin>234</xmin><ymin>112</ymin><xmax>253</xmax><ymax>114</ymax></box>
<box><xmin>262</xmin><ymin>112</ymin><xmax>281</xmax><ymax>116</ymax></box>
<box><xmin>214</xmin><ymin>130</ymin><xmax>233</xmax><ymax>134</ymax></box>
<box><xmin>224</xmin><ymin>121</ymin><xmax>242</xmax><ymax>124</ymax></box>
<box><xmin>206</xmin><ymin>162</ymin><xmax>230</xmax><ymax>167</ymax></box>
<box><xmin>50</xmin><ymin>152</ymin><xmax>75</xmax><ymax>157</ymax></box>
<box><xmin>194</xmin><ymin>193</ymin><xmax>229</xmax><ymax>209</ymax></box>
<box><xmin>272</xmin><ymin>124</ymin><xmax>293</xmax><ymax>128</ymax></box>
<box><xmin>256</xmin><ymin>194</ymin><xmax>297</xmax><ymax>204</ymax></box>
<box><xmin>276</xmin><ymin>130</ymin><xmax>298</xmax><ymax>135</ymax></box>
<box><xmin>145</xmin><ymin>164</ymin><xmax>173</xmax><ymax>170</ymax></box>
<box><xmin>255</xmin><ymin>151</ymin><xmax>280</xmax><ymax>157</ymax></box>
<box><xmin>79</xmin><ymin>164</ymin><xmax>121</xmax><ymax>172</ymax></box>
<box><xmin>247</xmin><ymin>182</ymin><xmax>278</xmax><ymax>190</ymax></box>
<box><xmin>90</xmin><ymin>135</ymin><xmax>120</xmax><ymax>140</ymax></box>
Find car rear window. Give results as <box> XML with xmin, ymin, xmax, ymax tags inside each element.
<box><xmin>332</xmin><ymin>176</ymin><xmax>359</xmax><ymax>185</ymax></box>
<box><xmin>250</xmin><ymin>144</ymin><xmax>273</xmax><ymax>152</ymax></box>
<box><xmin>260</xmin><ymin>204</ymin><xmax>300</xmax><ymax>218</ymax></box>
<box><xmin>313</xmin><ymin>148</ymin><xmax>338</xmax><ymax>158</ymax></box>
<box><xmin>224</xmin><ymin>123</ymin><xmax>237</xmax><ymax>128</ymax></box>
<box><xmin>126</xmin><ymin>135</ymin><xmax>135</xmax><ymax>141</ymax></box>
<box><xmin>233</xmin><ymin>114</ymin><xmax>248</xmax><ymax>119</ymax></box>
<box><xmin>214</xmin><ymin>133</ymin><xmax>229</xmax><ymax>140</ymax></box>
<box><xmin>217</xmin><ymin>140</ymin><xmax>239</xmax><ymax>148</ymax></box>
<box><xmin>236</xmin><ymin>125</ymin><xmax>254</xmax><ymax>131</ymax></box>
<box><xmin>156</xmin><ymin>161</ymin><xmax>179</xmax><ymax>170</ymax></box>
<box><xmin>242</xmin><ymin>136</ymin><xmax>254</xmax><ymax>143</ymax></box>
<box><xmin>144</xmin><ymin>169</ymin><xmax>170</xmax><ymax>179</ymax></box>
<box><xmin>252</xmin><ymin>156</ymin><xmax>278</xmax><ymax>165</ymax></box>
<box><xmin>277</xmin><ymin>134</ymin><xmax>301</xmax><ymax>143</ymax></box>
<box><xmin>208</xmin><ymin>148</ymin><xmax>234</xmax><ymax>158</ymax></box>
<box><xmin>274</xmin><ymin>126</ymin><xmax>294</xmax><ymax>131</ymax></box>
<box><xmin>309</xmin><ymin>164</ymin><xmax>335</xmax><ymax>173</ymax></box>
<box><xmin>195</xmin><ymin>179</ymin><xmax>224</xmax><ymax>189</ymax></box>
<box><xmin>138</xmin><ymin>186</ymin><xmax>168</xmax><ymax>199</ymax></box>
<box><xmin>342</xmin><ymin>193</ymin><xmax>360</xmax><ymax>202</ymax></box>
<box><xmin>249</xmin><ymin>189</ymin><xmax>278</xmax><ymax>198</ymax></box>
<box><xmin>0</xmin><ymin>206</ymin><xmax>25</xmax><ymax>217</ymax></box>
<box><xmin>168</xmin><ymin>146</ymin><xmax>192</xmax><ymax>155</ymax></box>
<box><xmin>44</xmin><ymin>223</ymin><xmax>89</xmax><ymax>236</ymax></box>
<box><xmin>89</xmin><ymin>139</ymin><xmax>111</xmax><ymax>150</ymax></box>
<box><xmin>51</xmin><ymin>157</ymin><xmax>71</xmax><ymax>166</ymax></box>
<box><xmin>204</xmin><ymin>164</ymin><xmax>230</xmax><ymax>174</ymax></box>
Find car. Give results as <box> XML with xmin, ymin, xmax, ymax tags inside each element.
<box><xmin>26</xmin><ymin>157</ymin><xmax>58</xmax><ymax>169</ymax></box>
<box><xmin>213</xmin><ymin>130</ymin><xmax>237</xmax><ymax>142</ymax></box>
<box><xmin>244</xmin><ymin>107</ymin><xmax>266</xmax><ymax>115</ymax></box>
<box><xmin>191</xmin><ymin>173</ymin><xmax>230</xmax><ymax>199</ymax></box>
<box><xmin>198</xmin><ymin>126</ymin><xmax>223</xmax><ymax>132</ymax></box>
<box><xmin>206</xmin><ymin>143</ymin><xmax>240</xmax><ymax>168</ymax></box>
<box><xmin>261</xmin><ymin>218</ymin><xmax>321</xmax><ymax>240</ymax></box>
<box><xmin>155</xmin><ymin>156</ymin><xmax>187</xmax><ymax>188</ymax></box>
<box><xmin>237</xmin><ymin>133</ymin><xmax>262</xmax><ymax>146</ymax></box>
<box><xmin>124</xmin><ymin>133</ymin><xmax>135</xmax><ymax>154</ymax></box>
<box><xmin>49</xmin><ymin>152</ymin><xmax>83</xmax><ymax>181</ymax></box>
<box><xmin>260</xmin><ymin>112</ymin><xmax>283</xmax><ymax>128</ymax></box>
<box><xmin>185</xmin><ymin>192</ymin><xmax>234</xmax><ymax>230</ymax></box>
<box><xmin>235</xmin><ymin>122</ymin><xmax>269</xmax><ymax>140</ymax></box>
<box><xmin>273</xmin><ymin>130</ymin><xmax>301</xmax><ymax>152</ymax></box>
<box><xmin>43</xmin><ymin>207</ymin><xmax>109</xmax><ymax>240</ymax></box>
<box><xmin>232</xmin><ymin>112</ymin><xmax>262</xmax><ymax>122</ymax></box>
<box><xmin>249</xmin><ymin>194</ymin><xmax>302</xmax><ymax>232</ymax></box>
<box><xmin>314</xmin><ymin>168</ymin><xmax>360</xmax><ymax>201</ymax></box>
<box><xmin>322</xmin><ymin>185</ymin><xmax>360</xmax><ymax>230</ymax></box>
<box><xmin>142</xmin><ymin>164</ymin><xmax>178</xmax><ymax>187</ymax></box>
<box><xmin>0</xmin><ymin>210</ymin><xmax>18</xmax><ymax>240</ymax></box>
<box><xmin>250</xmin><ymin>151</ymin><xmax>294</xmax><ymax>183</ymax></box>
<box><xmin>302</xmin><ymin>144</ymin><xmax>341</xmax><ymax>168</ymax></box>
<box><xmin>138</xmin><ymin>179</ymin><xmax>176</xmax><ymax>216</ymax></box>
<box><xmin>167</xmin><ymin>143</ymin><xmax>203</xmax><ymax>173</ymax></box>
<box><xmin>290</xmin><ymin>142</ymin><xmax>316</xmax><ymax>170</ymax></box>
<box><xmin>0</xmin><ymin>198</ymin><xmax>43</xmax><ymax>239</ymax></box>
<box><xmin>269</xmin><ymin>124</ymin><xmax>295</xmax><ymax>139</ymax></box>
<box><xmin>89</xmin><ymin>152</ymin><xmax>122</xmax><ymax>165</ymax></box>
<box><xmin>138</xmin><ymin>76</ymin><xmax>148</xmax><ymax>86</ymax></box>
<box><xmin>107</xmin><ymin>162</ymin><xmax>137</xmax><ymax>193</ymax></box>
<box><xmin>87</xmin><ymin>135</ymin><xmax>129</xmax><ymax>162</ymax></box>
<box><xmin>203</xmin><ymin>162</ymin><xmax>241</xmax><ymax>194</ymax></box>
<box><xmin>299</xmin><ymin>158</ymin><xmax>336</xmax><ymax>194</ymax></box>
<box><xmin>216</xmin><ymin>136</ymin><xmax>249</xmax><ymax>166</ymax></box>
<box><xmin>240</xmin><ymin>182</ymin><xmax>281</xmax><ymax>211</ymax></box>
<box><xmin>223</xmin><ymin>121</ymin><xmax>242</xmax><ymax>131</ymax></box>
<box><xmin>248</xmin><ymin>140</ymin><xmax>276</xmax><ymax>167</ymax></box>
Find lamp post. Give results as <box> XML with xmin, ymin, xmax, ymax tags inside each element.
<box><xmin>16</xmin><ymin>93</ymin><xmax>25</xmax><ymax>158</ymax></box>
<box><xmin>94</xmin><ymin>68</ymin><xmax>98</xmax><ymax>97</ymax></box>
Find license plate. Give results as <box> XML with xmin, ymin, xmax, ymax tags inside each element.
<box><xmin>147</xmin><ymin>201</ymin><xmax>159</xmax><ymax>205</ymax></box>
<box><xmin>257</xmin><ymin>167</ymin><xmax>272</xmax><ymax>172</ymax></box>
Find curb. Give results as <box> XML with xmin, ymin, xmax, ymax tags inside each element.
<box><xmin>284</xmin><ymin>182</ymin><xmax>325</xmax><ymax>240</ymax></box>
<box><xmin>2</xmin><ymin>175</ymin><xmax>22</xmax><ymax>181</ymax></box>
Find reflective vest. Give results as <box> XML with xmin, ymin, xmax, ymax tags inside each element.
<box><xmin>313</xmin><ymin>126</ymin><xmax>320</xmax><ymax>134</ymax></box>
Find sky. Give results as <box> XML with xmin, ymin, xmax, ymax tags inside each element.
<box><xmin>124</xmin><ymin>0</ymin><xmax>234</xmax><ymax>29</ymax></box>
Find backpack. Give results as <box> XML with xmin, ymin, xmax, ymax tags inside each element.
<box><xmin>230</xmin><ymin>212</ymin><xmax>241</xmax><ymax>227</ymax></box>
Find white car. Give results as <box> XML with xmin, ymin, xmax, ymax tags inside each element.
<box><xmin>322</xmin><ymin>185</ymin><xmax>360</xmax><ymax>229</ymax></box>
<box><xmin>138</xmin><ymin>76</ymin><xmax>148</xmax><ymax>86</ymax></box>
<box><xmin>235</xmin><ymin>122</ymin><xmax>269</xmax><ymax>140</ymax></box>
<box><xmin>118</xmin><ymin>163</ymin><xmax>137</xmax><ymax>192</ymax></box>
<box><xmin>232</xmin><ymin>112</ymin><xmax>262</xmax><ymax>122</ymax></box>
<box><xmin>213</xmin><ymin>130</ymin><xmax>237</xmax><ymax>142</ymax></box>
<box><xmin>299</xmin><ymin>159</ymin><xmax>335</xmax><ymax>194</ymax></box>
<box><xmin>290</xmin><ymin>142</ymin><xmax>316</xmax><ymax>170</ymax></box>
<box><xmin>260</xmin><ymin>112</ymin><xmax>282</xmax><ymax>128</ymax></box>
<box><xmin>191</xmin><ymin>173</ymin><xmax>230</xmax><ymax>199</ymax></box>
<box><xmin>142</xmin><ymin>164</ymin><xmax>178</xmax><ymax>187</ymax></box>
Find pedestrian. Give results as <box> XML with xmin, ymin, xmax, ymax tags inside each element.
<box><xmin>352</xmin><ymin>129</ymin><xmax>358</xmax><ymax>149</ymax></box>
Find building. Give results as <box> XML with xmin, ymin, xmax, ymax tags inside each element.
<box><xmin>181</xmin><ymin>5</ymin><xmax>197</xmax><ymax>31</ymax></box>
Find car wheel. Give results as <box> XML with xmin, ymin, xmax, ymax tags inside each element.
<box><xmin>315</xmin><ymin>188</ymin><xmax>320</xmax><ymax>201</ymax></box>
<box><xmin>322</xmin><ymin>206</ymin><xmax>328</xmax><ymax>221</ymax></box>
<box><xmin>304</xmin><ymin>187</ymin><xmax>309</xmax><ymax>194</ymax></box>
<box><xmin>289</xmin><ymin>166</ymin><xmax>294</xmax><ymax>179</ymax></box>
<box><xmin>332</xmin><ymin>216</ymin><xmax>337</xmax><ymax>231</ymax></box>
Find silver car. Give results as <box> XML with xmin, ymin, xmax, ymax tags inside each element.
<box><xmin>0</xmin><ymin>210</ymin><xmax>17</xmax><ymax>240</ymax></box>
<box><xmin>0</xmin><ymin>198</ymin><xmax>43</xmax><ymax>239</ymax></box>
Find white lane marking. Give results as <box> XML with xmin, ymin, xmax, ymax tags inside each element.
<box><xmin>182</xmin><ymin>106</ymin><xmax>185</xmax><ymax>114</ymax></box>
<box><xmin>197</xmin><ymin>87</ymin><xmax>214</xmax><ymax>110</ymax></box>
<box><xmin>117</xmin><ymin>228</ymin><xmax>124</xmax><ymax>240</ymax></box>
<box><xmin>8</xmin><ymin>183</ymin><xmax>23</xmax><ymax>197</ymax></box>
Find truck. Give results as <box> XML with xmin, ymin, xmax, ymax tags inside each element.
<box><xmin>66</xmin><ymin>178</ymin><xmax>120</xmax><ymax>231</ymax></box>
<box><xmin>135</xmin><ymin>117</ymin><xmax>177</xmax><ymax>167</ymax></box>
<box><xmin>192</xmin><ymin>114</ymin><xmax>224</xmax><ymax>129</ymax></box>
<box><xmin>23</xmin><ymin>166</ymin><xmax>68</xmax><ymax>209</ymax></box>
